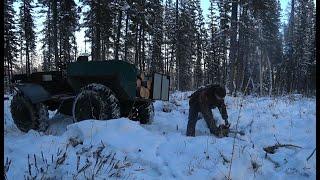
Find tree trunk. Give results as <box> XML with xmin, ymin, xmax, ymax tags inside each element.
<box><xmin>115</xmin><ymin>9</ymin><xmax>122</xmax><ymax>61</ymax></box>
<box><xmin>229</xmin><ymin>0</ymin><xmax>238</xmax><ymax>95</ymax></box>
<box><xmin>138</xmin><ymin>25</ymin><xmax>142</xmax><ymax>70</ymax></box>
<box><xmin>266</xmin><ymin>54</ymin><xmax>272</xmax><ymax>96</ymax></box>
<box><xmin>142</xmin><ymin>28</ymin><xmax>145</xmax><ymax>71</ymax></box>
<box><xmin>52</xmin><ymin>0</ymin><xmax>59</xmax><ymax>69</ymax></box>
<box><xmin>95</xmin><ymin>3</ymin><xmax>101</xmax><ymax>61</ymax></box>
<box><xmin>134</xmin><ymin>24</ymin><xmax>139</xmax><ymax>66</ymax></box>
<box><xmin>259</xmin><ymin>48</ymin><xmax>263</xmax><ymax>96</ymax></box>
<box><xmin>124</xmin><ymin>12</ymin><xmax>129</xmax><ymax>62</ymax></box>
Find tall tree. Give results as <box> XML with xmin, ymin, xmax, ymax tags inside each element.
<box><xmin>228</xmin><ymin>0</ymin><xmax>238</xmax><ymax>95</ymax></box>
<box><xmin>163</xmin><ymin>0</ymin><xmax>177</xmax><ymax>79</ymax></box>
<box><xmin>82</xmin><ymin>0</ymin><xmax>114</xmax><ymax>61</ymax></box>
<box><xmin>194</xmin><ymin>0</ymin><xmax>205</xmax><ymax>88</ymax></box>
<box><xmin>218</xmin><ymin>0</ymin><xmax>231</xmax><ymax>85</ymax></box>
<box><xmin>59</xmin><ymin>0</ymin><xmax>79</xmax><ymax>64</ymax></box>
<box><xmin>4</xmin><ymin>0</ymin><xmax>19</xmax><ymax>82</ymax></box>
<box><xmin>205</xmin><ymin>0</ymin><xmax>221</xmax><ymax>85</ymax></box>
<box><xmin>19</xmin><ymin>0</ymin><xmax>36</xmax><ymax>75</ymax></box>
<box><xmin>52</xmin><ymin>0</ymin><xmax>59</xmax><ymax>68</ymax></box>
<box><xmin>150</xmin><ymin>0</ymin><xmax>164</xmax><ymax>73</ymax></box>
<box><xmin>176</xmin><ymin>0</ymin><xmax>197</xmax><ymax>91</ymax></box>
<box><xmin>39</xmin><ymin>0</ymin><xmax>53</xmax><ymax>71</ymax></box>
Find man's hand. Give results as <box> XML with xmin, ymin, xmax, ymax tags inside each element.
<box><xmin>221</xmin><ymin>112</ymin><xmax>229</xmax><ymax>127</ymax></box>
<box><xmin>224</xmin><ymin>119</ymin><xmax>230</xmax><ymax>128</ymax></box>
<box><xmin>222</xmin><ymin>113</ymin><xmax>228</xmax><ymax>121</ymax></box>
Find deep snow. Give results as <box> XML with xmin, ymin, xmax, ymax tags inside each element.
<box><xmin>4</xmin><ymin>92</ymin><xmax>316</xmax><ymax>179</ymax></box>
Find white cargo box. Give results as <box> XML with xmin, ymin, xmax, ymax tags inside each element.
<box><xmin>152</xmin><ymin>73</ymin><xmax>170</xmax><ymax>101</ymax></box>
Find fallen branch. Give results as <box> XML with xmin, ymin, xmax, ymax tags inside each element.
<box><xmin>219</xmin><ymin>151</ymin><xmax>230</xmax><ymax>164</ymax></box>
<box><xmin>246</xmin><ymin>119</ymin><xmax>254</xmax><ymax>133</ymax></box>
<box><xmin>265</xmin><ymin>156</ymin><xmax>280</xmax><ymax>168</ymax></box>
<box><xmin>55</xmin><ymin>152</ymin><xmax>67</xmax><ymax>169</ymax></box>
<box><xmin>134</xmin><ymin>168</ymin><xmax>145</xmax><ymax>171</ymax></box>
<box><xmin>77</xmin><ymin>161</ymin><xmax>92</xmax><ymax>174</ymax></box>
<box><xmin>306</xmin><ymin>148</ymin><xmax>316</xmax><ymax>161</ymax></box>
<box><xmin>229</xmin><ymin>129</ymin><xmax>245</xmax><ymax>136</ymax></box>
<box><xmin>263</xmin><ymin>143</ymin><xmax>302</xmax><ymax>154</ymax></box>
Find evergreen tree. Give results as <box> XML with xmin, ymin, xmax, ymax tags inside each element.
<box><xmin>205</xmin><ymin>0</ymin><xmax>221</xmax><ymax>85</ymax></box>
<box><xmin>82</xmin><ymin>0</ymin><xmax>115</xmax><ymax>61</ymax></box>
<box><xmin>58</xmin><ymin>0</ymin><xmax>79</xmax><ymax>64</ymax></box>
<box><xmin>194</xmin><ymin>0</ymin><xmax>205</xmax><ymax>88</ymax></box>
<box><xmin>176</xmin><ymin>0</ymin><xmax>197</xmax><ymax>91</ymax></box>
<box><xmin>19</xmin><ymin>0</ymin><xmax>36</xmax><ymax>75</ymax></box>
<box><xmin>217</xmin><ymin>0</ymin><xmax>231</xmax><ymax>85</ymax></box>
<box><xmin>163</xmin><ymin>0</ymin><xmax>177</xmax><ymax>76</ymax></box>
<box><xmin>4</xmin><ymin>0</ymin><xmax>19</xmax><ymax>81</ymax></box>
<box><xmin>150</xmin><ymin>0</ymin><xmax>164</xmax><ymax>73</ymax></box>
<box><xmin>228</xmin><ymin>0</ymin><xmax>238</xmax><ymax>94</ymax></box>
<box><xmin>39</xmin><ymin>0</ymin><xmax>54</xmax><ymax>71</ymax></box>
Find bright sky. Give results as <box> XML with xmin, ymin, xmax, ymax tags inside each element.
<box><xmin>13</xmin><ymin>0</ymin><xmax>298</xmax><ymax>65</ymax></box>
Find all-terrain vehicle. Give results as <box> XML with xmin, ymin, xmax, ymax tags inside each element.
<box><xmin>10</xmin><ymin>56</ymin><xmax>170</xmax><ymax>132</ymax></box>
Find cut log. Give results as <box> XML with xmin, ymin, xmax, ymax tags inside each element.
<box><xmin>147</xmin><ymin>80</ymin><xmax>152</xmax><ymax>90</ymax></box>
<box><xmin>139</xmin><ymin>87</ymin><xmax>150</xmax><ymax>98</ymax></box>
<box><xmin>140</xmin><ymin>73</ymin><xmax>145</xmax><ymax>81</ymax></box>
<box><xmin>136</xmin><ymin>78</ymin><xmax>142</xmax><ymax>88</ymax></box>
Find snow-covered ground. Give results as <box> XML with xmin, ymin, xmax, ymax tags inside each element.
<box><xmin>4</xmin><ymin>92</ymin><xmax>316</xmax><ymax>179</ymax></box>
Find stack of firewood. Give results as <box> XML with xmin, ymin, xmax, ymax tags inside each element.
<box><xmin>136</xmin><ymin>73</ymin><xmax>152</xmax><ymax>99</ymax></box>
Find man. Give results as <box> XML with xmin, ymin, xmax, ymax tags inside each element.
<box><xmin>186</xmin><ymin>84</ymin><xmax>229</xmax><ymax>137</ymax></box>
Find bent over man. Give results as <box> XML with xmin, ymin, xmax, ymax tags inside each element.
<box><xmin>186</xmin><ymin>84</ymin><xmax>229</xmax><ymax>137</ymax></box>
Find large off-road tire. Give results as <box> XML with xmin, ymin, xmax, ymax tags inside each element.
<box><xmin>72</xmin><ymin>83</ymin><xmax>121</xmax><ymax>122</ymax></box>
<box><xmin>135</xmin><ymin>101</ymin><xmax>154</xmax><ymax>124</ymax></box>
<box><xmin>10</xmin><ymin>93</ymin><xmax>49</xmax><ymax>132</ymax></box>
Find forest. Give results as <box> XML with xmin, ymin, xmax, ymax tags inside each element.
<box><xmin>4</xmin><ymin>0</ymin><xmax>316</xmax><ymax>96</ymax></box>
<box><xmin>3</xmin><ymin>1</ymin><xmax>317</xmax><ymax>179</ymax></box>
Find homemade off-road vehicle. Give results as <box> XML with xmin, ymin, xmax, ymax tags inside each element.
<box><xmin>10</xmin><ymin>56</ymin><xmax>170</xmax><ymax>132</ymax></box>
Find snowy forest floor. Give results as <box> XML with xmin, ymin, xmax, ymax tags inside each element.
<box><xmin>4</xmin><ymin>92</ymin><xmax>316</xmax><ymax>179</ymax></box>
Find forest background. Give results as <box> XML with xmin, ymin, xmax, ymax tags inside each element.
<box><xmin>4</xmin><ymin>0</ymin><xmax>316</xmax><ymax>96</ymax></box>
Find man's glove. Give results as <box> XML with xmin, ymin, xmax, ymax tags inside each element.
<box><xmin>222</xmin><ymin>113</ymin><xmax>228</xmax><ymax>121</ymax></box>
<box><xmin>224</xmin><ymin>119</ymin><xmax>230</xmax><ymax>128</ymax></box>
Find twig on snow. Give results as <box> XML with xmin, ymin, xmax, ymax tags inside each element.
<box><xmin>219</xmin><ymin>151</ymin><xmax>230</xmax><ymax>164</ymax></box>
<box><xmin>265</xmin><ymin>155</ymin><xmax>280</xmax><ymax>168</ymax></box>
<box><xmin>55</xmin><ymin>152</ymin><xmax>67</xmax><ymax>169</ymax></box>
<box><xmin>306</xmin><ymin>148</ymin><xmax>316</xmax><ymax>161</ymax></box>
<box><xmin>263</xmin><ymin>143</ymin><xmax>302</xmax><ymax>154</ymax></box>
<box><xmin>227</xmin><ymin>77</ymin><xmax>251</xmax><ymax>180</ymax></box>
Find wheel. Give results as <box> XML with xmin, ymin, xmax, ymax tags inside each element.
<box><xmin>10</xmin><ymin>93</ymin><xmax>49</xmax><ymax>132</ymax></box>
<box><xmin>72</xmin><ymin>83</ymin><xmax>121</xmax><ymax>122</ymax></box>
<box><xmin>135</xmin><ymin>101</ymin><xmax>154</xmax><ymax>124</ymax></box>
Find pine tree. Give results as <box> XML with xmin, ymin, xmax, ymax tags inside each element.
<box><xmin>282</xmin><ymin>0</ymin><xmax>315</xmax><ymax>94</ymax></box>
<box><xmin>114</xmin><ymin>0</ymin><xmax>127</xmax><ymax>61</ymax></box>
<box><xmin>194</xmin><ymin>0</ymin><xmax>205</xmax><ymax>88</ymax></box>
<box><xmin>176</xmin><ymin>0</ymin><xmax>197</xmax><ymax>91</ymax></box>
<box><xmin>52</xmin><ymin>0</ymin><xmax>59</xmax><ymax>68</ymax></box>
<box><xmin>150</xmin><ymin>0</ymin><xmax>164</xmax><ymax>73</ymax></box>
<box><xmin>59</xmin><ymin>0</ymin><xmax>79</xmax><ymax>64</ymax></box>
<box><xmin>282</xmin><ymin>0</ymin><xmax>295</xmax><ymax>93</ymax></box>
<box><xmin>4</xmin><ymin>0</ymin><xmax>19</xmax><ymax>82</ymax></box>
<box><xmin>228</xmin><ymin>0</ymin><xmax>238</xmax><ymax>95</ymax></box>
<box><xmin>19</xmin><ymin>0</ymin><xmax>36</xmax><ymax>75</ymax></box>
<box><xmin>163</xmin><ymin>0</ymin><xmax>177</xmax><ymax>77</ymax></box>
<box><xmin>39</xmin><ymin>0</ymin><xmax>54</xmax><ymax>71</ymax></box>
<box><xmin>205</xmin><ymin>0</ymin><xmax>221</xmax><ymax>85</ymax></box>
<box><xmin>82</xmin><ymin>0</ymin><xmax>115</xmax><ymax>61</ymax></box>
<box><xmin>217</xmin><ymin>0</ymin><xmax>231</xmax><ymax>85</ymax></box>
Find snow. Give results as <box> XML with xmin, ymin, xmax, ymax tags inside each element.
<box><xmin>4</xmin><ymin>92</ymin><xmax>316</xmax><ymax>179</ymax></box>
